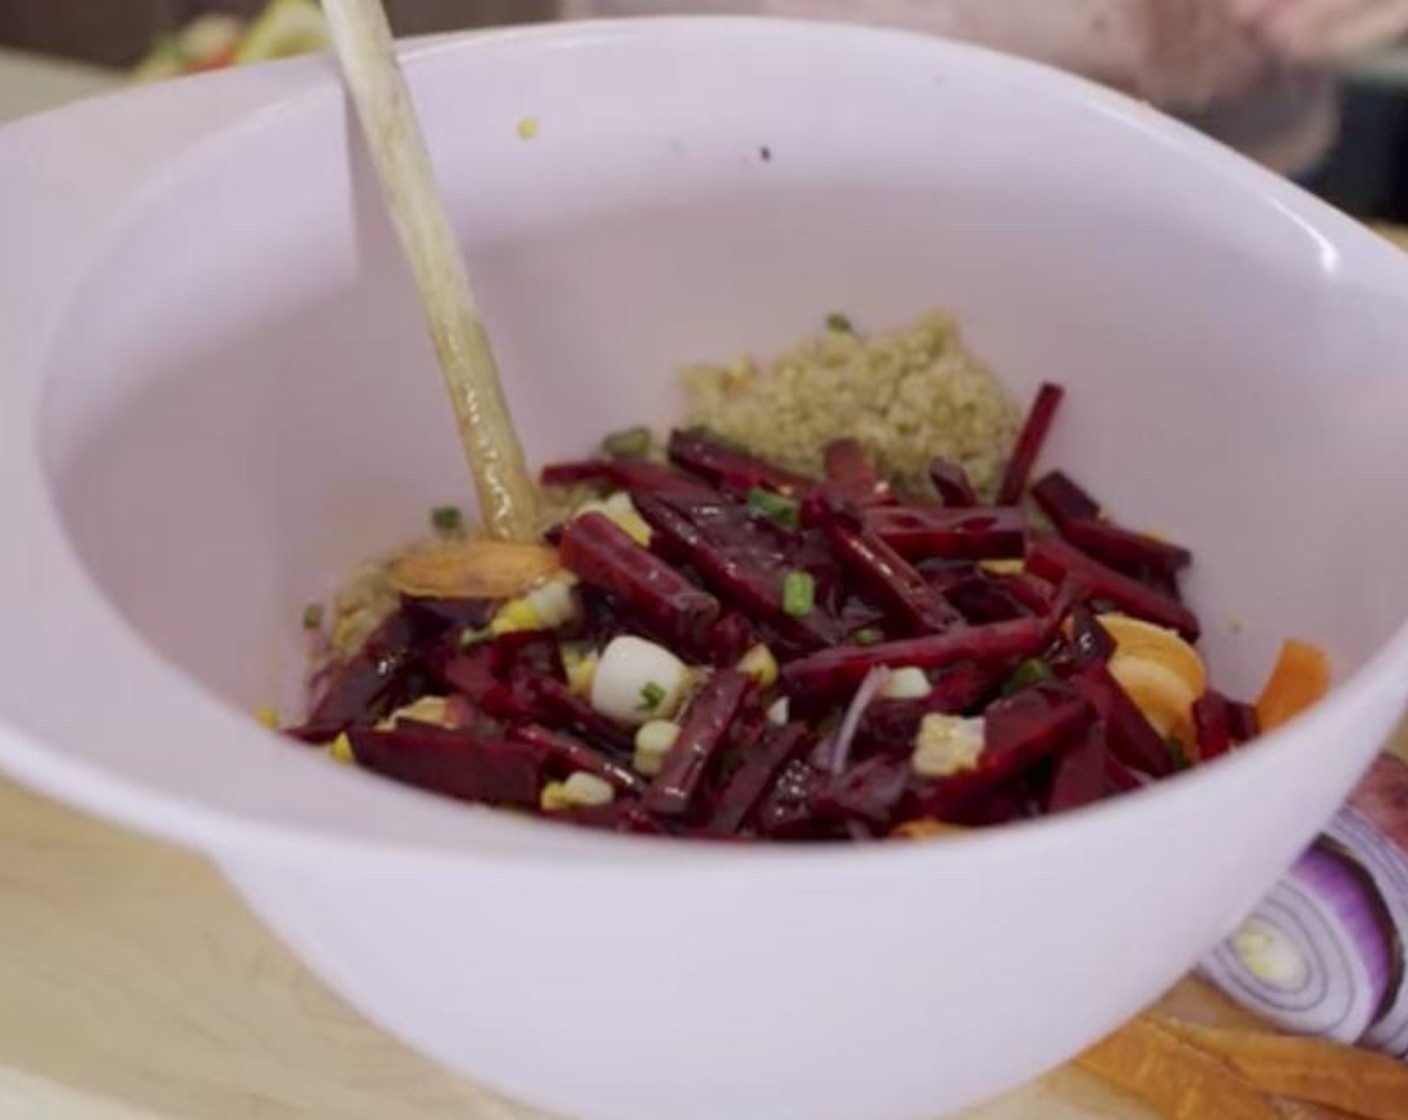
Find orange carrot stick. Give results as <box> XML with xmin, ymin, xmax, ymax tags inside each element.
<box><xmin>1255</xmin><ymin>640</ymin><xmax>1331</xmax><ymax>733</ymax></box>
<box><xmin>1155</xmin><ymin>1019</ymin><xmax>1408</xmax><ymax>1120</ymax></box>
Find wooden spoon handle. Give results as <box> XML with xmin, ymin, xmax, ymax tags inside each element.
<box><xmin>322</xmin><ymin>0</ymin><xmax>539</xmax><ymax>541</ymax></box>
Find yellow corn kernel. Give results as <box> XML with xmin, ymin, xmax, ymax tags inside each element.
<box><xmin>736</xmin><ymin>643</ymin><xmax>779</xmax><ymax>688</ymax></box>
<box><xmin>633</xmin><ymin>719</ymin><xmax>682</xmax><ymax>776</ymax></box>
<box><xmin>912</xmin><ymin>714</ymin><xmax>985</xmax><ymax>778</ymax></box>
<box><xmin>254</xmin><ymin>704</ymin><xmax>280</xmax><ymax>730</ymax></box>
<box><xmin>540</xmin><ymin>781</ymin><xmax>571</xmax><ymax>812</ymax></box>
<box><xmin>328</xmin><ymin>733</ymin><xmax>356</xmax><ymax>766</ymax></box>
<box><xmin>613</xmin><ymin>509</ymin><xmax>654</xmax><ymax>547</ymax></box>
<box><xmin>979</xmin><ymin>558</ymin><xmax>1025</xmax><ymax>576</ymax></box>
<box><xmin>378</xmin><ymin>696</ymin><xmax>450</xmax><ymax>730</ymax></box>
<box><xmin>565</xmin><ymin>650</ymin><xmax>599</xmax><ymax>698</ymax></box>
<box><xmin>891</xmin><ymin>819</ymin><xmax>964</xmax><ymax>841</ymax></box>
<box><xmin>491</xmin><ymin>598</ymin><xmax>544</xmax><ymax>635</ymax></box>
<box><xmin>541</xmin><ymin>772</ymin><xmax>615</xmax><ymax>811</ymax></box>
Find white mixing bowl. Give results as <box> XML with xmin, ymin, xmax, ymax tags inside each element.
<box><xmin>3</xmin><ymin>18</ymin><xmax>1408</xmax><ymax>1120</ymax></box>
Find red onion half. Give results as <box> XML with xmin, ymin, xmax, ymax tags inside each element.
<box><xmin>1327</xmin><ymin>754</ymin><xmax>1408</xmax><ymax>1058</ymax></box>
<box><xmin>1199</xmin><ymin>843</ymin><xmax>1395</xmax><ymax>1044</ymax></box>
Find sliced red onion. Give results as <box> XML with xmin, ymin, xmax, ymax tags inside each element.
<box><xmin>1199</xmin><ymin>843</ymin><xmax>1394</xmax><ymax>1045</ymax></box>
<box><xmin>829</xmin><ymin>666</ymin><xmax>891</xmax><ymax>776</ymax></box>
<box><xmin>1327</xmin><ymin>753</ymin><xmax>1408</xmax><ymax>1058</ymax></box>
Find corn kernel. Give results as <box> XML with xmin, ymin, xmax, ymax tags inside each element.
<box><xmin>491</xmin><ymin>597</ymin><xmax>544</xmax><ymax>635</ymax></box>
<box><xmin>736</xmin><ymin>643</ymin><xmax>779</xmax><ymax>688</ymax></box>
<box><xmin>563</xmin><ymin>772</ymin><xmax>615</xmax><ymax>806</ymax></box>
<box><xmin>892</xmin><ymin>819</ymin><xmax>964</xmax><ymax>841</ymax></box>
<box><xmin>254</xmin><ymin>704</ymin><xmax>280</xmax><ymax>730</ymax></box>
<box><xmin>541</xmin><ymin>772</ymin><xmax>615</xmax><ymax>811</ymax></box>
<box><xmin>540</xmin><ymin>781</ymin><xmax>571</xmax><ymax>812</ymax></box>
<box><xmin>328</xmin><ymin>733</ymin><xmax>356</xmax><ymax>766</ymax></box>
<box><xmin>979</xmin><ymin>558</ymin><xmax>1025</xmax><ymax>576</ymax></box>
<box><xmin>634</xmin><ymin>720</ymin><xmax>681</xmax><ymax>775</ymax></box>
<box><xmin>378</xmin><ymin>696</ymin><xmax>450</xmax><ymax>730</ymax></box>
<box><xmin>882</xmin><ymin>666</ymin><xmax>931</xmax><ymax>700</ymax></box>
<box><xmin>573</xmin><ymin>493</ymin><xmax>653</xmax><ymax>547</ymax></box>
<box><xmin>523</xmin><ymin>576</ymin><xmax>579</xmax><ymax>630</ymax></box>
<box><xmin>564</xmin><ymin>649</ymin><xmax>599</xmax><ymax>698</ymax></box>
<box><xmin>912</xmin><ymin>714</ymin><xmax>985</xmax><ymax>778</ymax></box>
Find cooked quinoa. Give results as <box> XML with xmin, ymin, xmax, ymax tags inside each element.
<box><xmin>323</xmin><ymin>308</ymin><xmax>1019</xmax><ymax>659</ymax></box>
<box><xmin>681</xmin><ymin>309</ymin><xmax>1019</xmax><ymax>498</ymax></box>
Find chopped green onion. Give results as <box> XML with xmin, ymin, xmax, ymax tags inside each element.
<box><xmin>853</xmin><ymin>627</ymin><xmax>885</xmax><ymax>647</ymax></box>
<box><xmin>747</xmin><ymin>487</ymin><xmax>799</xmax><ymax>527</ymax></box>
<box><xmin>825</xmin><ymin>311</ymin><xmax>854</xmax><ymax>334</ymax></box>
<box><xmin>1167</xmin><ymin>736</ymin><xmax>1190</xmax><ymax>771</ymax></box>
<box><xmin>602</xmin><ymin>425</ymin><xmax>654</xmax><ymax>460</ymax></box>
<box><xmin>301</xmin><ymin>603</ymin><xmax>324</xmax><ymax>630</ymax></box>
<box><xmin>431</xmin><ymin>505</ymin><xmax>464</xmax><ymax>533</ymax></box>
<box><xmin>1002</xmin><ymin>658</ymin><xmax>1054</xmax><ymax>696</ymax></box>
<box><xmin>782</xmin><ymin>570</ymin><xmax>815</xmax><ymax>618</ymax></box>
<box><xmin>638</xmin><ymin>681</ymin><xmax>667</xmax><ymax>712</ymax></box>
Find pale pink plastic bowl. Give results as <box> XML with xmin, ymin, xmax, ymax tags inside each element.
<box><xmin>3</xmin><ymin>19</ymin><xmax>1408</xmax><ymax>1120</ymax></box>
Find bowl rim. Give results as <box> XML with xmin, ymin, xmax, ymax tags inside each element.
<box><xmin>2</xmin><ymin>16</ymin><xmax>1407</xmax><ymax>875</ymax></box>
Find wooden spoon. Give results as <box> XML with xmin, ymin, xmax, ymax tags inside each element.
<box><xmin>321</xmin><ymin>0</ymin><xmax>539</xmax><ymax>541</ymax></box>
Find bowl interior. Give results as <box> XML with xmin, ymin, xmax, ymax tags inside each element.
<box><xmin>30</xmin><ymin>21</ymin><xmax>1408</xmax><ymax>824</ymax></box>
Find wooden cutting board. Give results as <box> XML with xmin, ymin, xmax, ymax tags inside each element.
<box><xmin>0</xmin><ymin>776</ymin><xmax>1158</xmax><ymax>1120</ymax></box>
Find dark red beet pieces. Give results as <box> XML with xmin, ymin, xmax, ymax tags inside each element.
<box><xmin>819</xmin><ymin>754</ymin><xmax>912</xmax><ymax>830</ymax></box>
<box><xmin>348</xmin><ymin>724</ymin><xmax>544</xmax><ymax>809</ymax></box>
<box><xmin>633</xmin><ymin>491</ymin><xmax>842</xmax><ymax>650</ymax></box>
<box><xmin>299</xmin><ymin>610</ymin><xmax>429</xmax><ymax>741</ymax></box>
<box><xmin>929</xmin><ymin>459</ymin><xmax>979</xmax><ymax>507</ymax></box>
<box><xmin>1061</xmin><ymin>519</ymin><xmax>1191</xmax><ymax>579</ymax></box>
<box><xmin>293</xmin><ymin>377</ymin><xmax>1239</xmax><ymax>843</ymax></box>
<box><xmin>866</xmin><ymin>506</ymin><xmax>1026</xmax><ymax>560</ymax></box>
<box><xmin>912</xmin><ymin>683</ymin><xmax>1091</xmax><ymax>818</ymax></box>
<box><xmin>782</xmin><ymin>616</ymin><xmax>1050</xmax><ymax>704</ymax></box>
<box><xmin>1027</xmin><ymin>537</ymin><xmax>1200</xmax><ymax>640</ymax></box>
<box><xmin>1068</xmin><ymin>663</ymin><xmax>1178</xmax><ymax>778</ymax></box>
<box><xmin>997</xmin><ymin>382</ymin><xmax>1064</xmax><ymax>505</ymax></box>
<box><xmin>540</xmin><ymin>458</ymin><xmax>710</xmax><ymax>499</ymax></box>
<box><xmin>820</xmin><ymin>508</ymin><xmax>965</xmax><ymax>635</ymax></box>
<box><xmin>560</xmin><ymin>512</ymin><xmax>721</xmax><ymax>648</ymax></box>
<box><xmin>823</xmin><ymin>439</ymin><xmax>885</xmax><ymax>504</ymax></box>
<box><xmin>643</xmin><ymin>670</ymin><xmax>753</xmax><ymax>818</ymax></box>
<box><xmin>707</xmin><ymin>723</ymin><xmax>813</xmax><ymax>836</ymax></box>
<box><xmin>1192</xmin><ymin>690</ymin><xmax>1233</xmax><ymax>761</ymax></box>
<box><xmin>668</xmin><ymin>428</ymin><xmax>813</xmax><ymax>497</ymax></box>
<box><xmin>1031</xmin><ymin>471</ymin><xmax>1101</xmax><ymax>526</ymax></box>
<box><xmin>511</xmin><ymin>724</ymin><xmax>646</xmax><ymax>795</ymax></box>
<box><xmin>1047</xmin><ymin>721</ymin><xmax>1110</xmax><ymax>813</ymax></box>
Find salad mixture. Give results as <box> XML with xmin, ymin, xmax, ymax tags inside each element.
<box><xmin>270</xmin><ymin>311</ymin><xmax>1408</xmax><ymax>1107</ymax></box>
<box><xmin>277</xmin><ymin>311</ymin><xmax>1330</xmax><ymax>843</ymax></box>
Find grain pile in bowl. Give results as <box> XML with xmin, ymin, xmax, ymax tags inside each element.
<box><xmin>326</xmin><ymin>307</ymin><xmax>1021</xmax><ymax>657</ymax></box>
<box><xmin>682</xmin><ymin>309</ymin><xmax>1020</xmax><ymax>499</ymax></box>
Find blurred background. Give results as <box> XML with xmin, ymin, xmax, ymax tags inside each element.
<box><xmin>0</xmin><ymin>0</ymin><xmax>1403</xmax><ymax>221</ymax></box>
<box><xmin>0</xmin><ymin>1</ymin><xmax>550</xmax><ymax>66</ymax></box>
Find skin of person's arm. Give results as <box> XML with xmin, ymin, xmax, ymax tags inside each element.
<box><xmin>559</xmin><ymin>0</ymin><xmax>1276</xmax><ymax>107</ymax></box>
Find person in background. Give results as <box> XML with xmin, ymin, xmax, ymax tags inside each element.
<box><xmin>560</xmin><ymin>0</ymin><xmax>1408</xmax><ymax>178</ymax></box>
